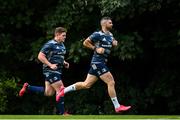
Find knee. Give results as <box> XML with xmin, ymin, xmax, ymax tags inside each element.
<box><xmin>44</xmin><ymin>90</ymin><xmax>54</xmax><ymax>96</ymax></box>
<box><xmin>45</xmin><ymin>92</ymin><xmax>53</xmax><ymax>96</ymax></box>
<box><xmin>108</xmin><ymin>80</ymin><xmax>115</xmax><ymax>86</ymax></box>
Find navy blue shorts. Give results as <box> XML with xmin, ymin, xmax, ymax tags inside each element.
<box><xmin>88</xmin><ymin>63</ymin><xmax>109</xmax><ymax>77</ymax></box>
<box><xmin>43</xmin><ymin>71</ymin><xmax>62</xmax><ymax>84</ymax></box>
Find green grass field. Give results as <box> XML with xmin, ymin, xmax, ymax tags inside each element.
<box><xmin>0</xmin><ymin>115</ymin><xmax>180</xmax><ymax>120</ymax></box>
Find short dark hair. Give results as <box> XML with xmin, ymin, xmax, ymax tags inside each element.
<box><xmin>101</xmin><ymin>16</ymin><xmax>111</xmax><ymax>21</ymax></box>
<box><xmin>54</xmin><ymin>27</ymin><xmax>67</xmax><ymax>34</ymax></box>
<box><xmin>100</xmin><ymin>16</ymin><xmax>111</xmax><ymax>25</ymax></box>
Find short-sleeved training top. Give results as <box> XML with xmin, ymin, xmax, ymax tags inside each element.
<box><xmin>89</xmin><ymin>31</ymin><xmax>114</xmax><ymax>64</ymax></box>
<box><xmin>40</xmin><ymin>39</ymin><xmax>66</xmax><ymax>73</ymax></box>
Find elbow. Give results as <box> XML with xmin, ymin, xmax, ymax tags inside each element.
<box><xmin>83</xmin><ymin>40</ymin><xmax>87</xmax><ymax>47</ymax></box>
<box><xmin>37</xmin><ymin>54</ymin><xmax>41</xmax><ymax>61</ymax></box>
<box><xmin>38</xmin><ymin>53</ymin><xmax>42</xmax><ymax>61</ymax></box>
<box><xmin>83</xmin><ymin>39</ymin><xmax>90</xmax><ymax>47</ymax></box>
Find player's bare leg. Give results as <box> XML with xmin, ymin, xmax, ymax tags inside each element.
<box><xmin>56</xmin><ymin>74</ymin><xmax>98</xmax><ymax>102</ymax></box>
<box><xmin>51</xmin><ymin>80</ymin><xmax>64</xmax><ymax>94</ymax></box>
<box><xmin>100</xmin><ymin>72</ymin><xmax>131</xmax><ymax>112</ymax></box>
<box><xmin>74</xmin><ymin>74</ymin><xmax>98</xmax><ymax>90</ymax></box>
<box><xmin>100</xmin><ymin>72</ymin><xmax>116</xmax><ymax>98</ymax></box>
<box><xmin>45</xmin><ymin>81</ymin><xmax>55</xmax><ymax>96</ymax></box>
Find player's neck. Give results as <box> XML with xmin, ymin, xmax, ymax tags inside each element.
<box><xmin>54</xmin><ymin>37</ymin><xmax>62</xmax><ymax>43</ymax></box>
<box><xmin>101</xmin><ymin>28</ymin><xmax>110</xmax><ymax>34</ymax></box>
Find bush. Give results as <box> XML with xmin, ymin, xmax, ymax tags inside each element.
<box><xmin>0</xmin><ymin>76</ymin><xmax>17</xmax><ymax>113</ymax></box>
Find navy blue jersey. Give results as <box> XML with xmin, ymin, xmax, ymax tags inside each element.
<box><xmin>89</xmin><ymin>31</ymin><xmax>114</xmax><ymax>64</ymax></box>
<box><xmin>40</xmin><ymin>39</ymin><xmax>66</xmax><ymax>72</ymax></box>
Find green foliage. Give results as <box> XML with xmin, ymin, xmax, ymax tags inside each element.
<box><xmin>67</xmin><ymin>40</ymin><xmax>90</xmax><ymax>63</ymax></box>
<box><xmin>0</xmin><ymin>0</ymin><xmax>31</xmax><ymax>28</ymax></box>
<box><xmin>98</xmin><ymin>0</ymin><xmax>163</xmax><ymax>19</ymax></box>
<box><xmin>112</xmin><ymin>32</ymin><xmax>143</xmax><ymax>60</ymax></box>
<box><xmin>0</xmin><ymin>34</ymin><xmax>12</xmax><ymax>53</ymax></box>
<box><xmin>41</xmin><ymin>0</ymin><xmax>88</xmax><ymax>30</ymax></box>
<box><xmin>0</xmin><ymin>76</ymin><xmax>17</xmax><ymax>113</ymax></box>
<box><xmin>144</xmin><ymin>65</ymin><xmax>180</xmax><ymax>113</ymax></box>
<box><xmin>30</xmin><ymin>37</ymin><xmax>47</xmax><ymax>61</ymax></box>
<box><xmin>98</xmin><ymin>0</ymin><xmax>131</xmax><ymax>15</ymax></box>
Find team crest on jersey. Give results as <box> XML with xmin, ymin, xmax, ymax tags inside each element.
<box><xmin>45</xmin><ymin>73</ymin><xmax>49</xmax><ymax>77</ymax></box>
<box><xmin>54</xmin><ymin>76</ymin><xmax>58</xmax><ymax>80</ymax></box>
<box><xmin>102</xmin><ymin>38</ymin><xmax>106</xmax><ymax>41</ymax></box>
<box><xmin>49</xmin><ymin>79</ymin><xmax>53</xmax><ymax>83</ymax></box>
<box><xmin>102</xmin><ymin>68</ymin><xmax>107</xmax><ymax>72</ymax></box>
<box><xmin>97</xmin><ymin>71</ymin><xmax>101</xmax><ymax>75</ymax></box>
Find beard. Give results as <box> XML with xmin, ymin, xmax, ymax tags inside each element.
<box><xmin>106</xmin><ymin>26</ymin><xmax>112</xmax><ymax>31</ymax></box>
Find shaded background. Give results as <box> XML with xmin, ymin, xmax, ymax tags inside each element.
<box><xmin>0</xmin><ymin>0</ymin><xmax>180</xmax><ymax>115</ymax></box>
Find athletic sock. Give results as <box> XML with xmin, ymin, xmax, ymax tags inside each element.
<box><xmin>111</xmin><ymin>97</ymin><xmax>120</xmax><ymax>109</ymax></box>
<box><xmin>28</xmin><ymin>85</ymin><xmax>44</xmax><ymax>94</ymax></box>
<box><xmin>56</xmin><ymin>97</ymin><xmax>64</xmax><ymax>115</ymax></box>
<box><xmin>64</xmin><ymin>84</ymin><xmax>76</xmax><ymax>94</ymax></box>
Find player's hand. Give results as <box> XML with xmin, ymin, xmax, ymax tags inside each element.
<box><xmin>96</xmin><ymin>47</ymin><xmax>105</xmax><ymax>54</ymax></box>
<box><xmin>64</xmin><ymin>61</ymin><xmax>69</xmax><ymax>69</ymax></box>
<box><xmin>112</xmin><ymin>40</ymin><xmax>118</xmax><ymax>47</ymax></box>
<box><xmin>50</xmin><ymin>64</ymin><xmax>58</xmax><ymax>70</ymax></box>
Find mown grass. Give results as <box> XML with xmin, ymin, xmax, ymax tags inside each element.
<box><xmin>0</xmin><ymin>115</ymin><xmax>180</xmax><ymax>119</ymax></box>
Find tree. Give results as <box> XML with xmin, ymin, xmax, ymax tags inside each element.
<box><xmin>0</xmin><ymin>0</ymin><xmax>179</xmax><ymax>114</ymax></box>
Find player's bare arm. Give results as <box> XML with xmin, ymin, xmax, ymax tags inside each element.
<box><xmin>38</xmin><ymin>52</ymin><xmax>57</xmax><ymax>70</ymax></box>
<box><xmin>83</xmin><ymin>38</ymin><xmax>105</xmax><ymax>54</ymax></box>
<box><xmin>83</xmin><ymin>38</ymin><xmax>96</xmax><ymax>50</ymax></box>
<box><xmin>64</xmin><ymin>60</ymin><xmax>69</xmax><ymax>69</ymax></box>
<box><xmin>112</xmin><ymin>39</ymin><xmax>118</xmax><ymax>47</ymax></box>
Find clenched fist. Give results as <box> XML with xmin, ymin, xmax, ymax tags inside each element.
<box><xmin>95</xmin><ymin>47</ymin><xmax>105</xmax><ymax>54</ymax></box>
